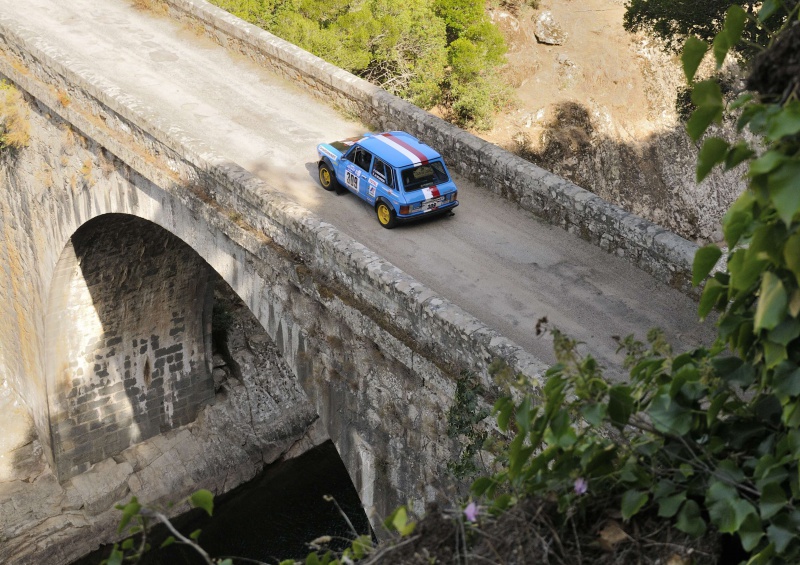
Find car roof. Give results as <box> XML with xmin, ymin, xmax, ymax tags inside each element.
<box><xmin>357</xmin><ymin>131</ymin><xmax>442</xmax><ymax>169</ymax></box>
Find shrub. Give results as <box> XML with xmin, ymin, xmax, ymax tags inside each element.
<box><xmin>474</xmin><ymin>4</ymin><xmax>800</xmax><ymax>562</ymax></box>
<box><xmin>0</xmin><ymin>81</ymin><xmax>30</xmax><ymax>151</ymax></box>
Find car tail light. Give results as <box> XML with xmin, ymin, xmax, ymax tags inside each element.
<box><xmin>400</xmin><ymin>205</ymin><xmax>410</xmax><ymax>214</ymax></box>
<box><xmin>451</xmin><ymin>191</ymin><xmax>458</xmax><ymax>202</ymax></box>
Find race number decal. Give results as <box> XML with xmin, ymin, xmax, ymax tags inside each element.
<box><xmin>345</xmin><ymin>168</ymin><xmax>359</xmax><ymax>191</ymax></box>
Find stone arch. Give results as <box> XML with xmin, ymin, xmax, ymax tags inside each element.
<box><xmin>43</xmin><ymin>213</ymin><xmax>215</xmax><ymax>480</ymax></box>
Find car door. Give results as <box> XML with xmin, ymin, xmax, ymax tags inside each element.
<box><xmin>369</xmin><ymin>157</ymin><xmax>396</xmax><ymax>205</ymax></box>
<box><xmin>343</xmin><ymin>146</ymin><xmax>374</xmax><ymax>201</ymax></box>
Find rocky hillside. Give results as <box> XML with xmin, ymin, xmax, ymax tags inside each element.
<box><xmin>483</xmin><ymin>0</ymin><xmax>746</xmax><ymax>244</ymax></box>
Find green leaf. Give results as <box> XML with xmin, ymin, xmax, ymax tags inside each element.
<box><xmin>729</xmin><ymin>248</ymin><xmax>765</xmax><ymax>292</ymax></box>
<box><xmin>621</xmin><ymin>490</ymin><xmax>648</xmax><ymax>521</ymax></box>
<box><xmin>687</xmin><ymin>106</ymin><xmax>723</xmax><ymax>141</ymax></box>
<box><xmin>494</xmin><ymin>397</ymin><xmax>513</xmax><ymax>431</ymax></box>
<box><xmin>760</xmin><ymin>483</ymin><xmax>788</xmax><ymax>520</ymax></box>
<box><xmin>739</xmin><ymin>512</ymin><xmax>765</xmax><ymax>552</ymax></box>
<box><xmin>189</xmin><ymin>529</ymin><xmax>202</xmax><ymax>541</ymax></box>
<box><xmin>764</xmin><ymin>340</ymin><xmax>788</xmax><ymax>369</ymax></box>
<box><xmin>766</xmin><ymin>101</ymin><xmax>800</xmax><ymax>139</ymax></box>
<box><xmin>118</xmin><ymin>498</ymin><xmax>141</xmax><ymax>534</ymax></box>
<box><xmin>725</xmin><ymin>142</ymin><xmax>756</xmax><ymax>170</ymax></box>
<box><xmin>723</xmin><ymin>191</ymin><xmax>756</xmax><ymax>247</ymax></box>
<box><xmin>691</xmin><ymin>79</ymin><xmax>724</xmax><ymax>108</ymax></box>
<box><xmin>160</xmin><ymin>536</ymin><xmax>176</xmax><ymax>549</ymax></box>
<box><xmin>770</xmin><ymin>318</ymin><xmax>800</xmax><ymax>346</ymax></box>
<box><xmin>750</xmin><ymin>150</ymin><xmax>787</xmax><ymax>176</ymax></box>
<box><xmin>697</xmin><ymin>138</ymin><xmax>729</xmax><ymax>182</ymax></box>
<box><xmin>492</xmin><ymin>493</ymin><xmax>513</xmax><ymax>512</ymax></box>
<box><xmin>717</xmin><ymin>459</ymin><xmax>746</xmax><ymax>483</ymax></box>
<box><xmin>471</xmin><ymin>477</ymin><xmax>494</xmax><ymax>497</ymax></box>
<box><xmin>774</xmin><ymin>366</ymin><xmax>800</xmax><ymax>397</ymax></box>
<box><xmin>782</xmin><ymin>397</ymin><xmax>800</xmax><ymax>428</ymax></box>
<box><xmin>608</xmin><ymin>385</ymin><xmax>633</xmax><ymax>429</ymax></box>
<box><xmin>722</xmin><ymin>5</ymin><xmax>747</xmax><ymax>52</ymax></box>
<box><xmin>385</xmin><ymin>506</ymin><xmax>416</xmax><ymax>537</ymax></box>
<box><xmin>676</xmin><ymin>499</ymin><xmax>707</xmax><ymax>537</ymax></box>
<box><xmin>785</xmin><ymin>233</ymin><xmax>800</xmax><ymax>286</ymax></box>
<box><xmin>790</xmin><ymin>289</ymin><xmax>800</xmax><ymax>318</ymax></box>
<box><xmin>699</xmin><ymin>278</ymin><xmax>725</xmax><ymax>319</ymax></box>
<box><xmin>767</xmin><ymin>520</ymin><xmax>795</xmax><ymax>553</ymax></box>
<box><xmin>352</xmin><ymin>535</ymin><xmax>372</xmax><ymax>559</ymax></box>
<box><xmin>759</xmin><ymin>0</ymin><xmax>783</xmax><ymax>21</ymax></box>
<box><xmin>731</xmin><ymin>93</ymin><xmax>754</xmax><ymax>110</ymax></box>
<box><xmin>755</xmin><ymin>272</ymin><xmax>787</xmax><ymax>331</ymax></box>
<box><xmin>681</xmin><ymin>37</ymin><xmax>709</xmax><ymax>83</ymax></box>
<box><xmin>708</xmin><ymin>491</ymin><xmax>757</xmax><ymax>534</ymax></box>
<box><xmin>712</xmin><ymin>32</ymin><xmax>731</xmax><ymax>69</ymax></box>
<box><xmin>768</xmin><ymin>161</ymin><xmax>800</xmax><ymax>226</ymax></box>
<box><xmin>723</xmin><ymin>361</ymin><xmax>756</xmax><ymax>387</ymax></box>
<box><xmin>693</xmin><ymin>245</ymin><xmax>722</xmax><ymax>286</ymax></box>
<box><xmin>190</xmin><ymin>489</ymin><xmax>214</xmax><ymax>516</ymax></box>
<box><xmin>657</xmin><ymin>493</ymin><xmax>687</xmax><ymax>518</ymax></box>
<box><xmin>516</xmin><ymin>397</ymin><xmax>533</xmax><ymax>435</ymax></box>
<box><xmin>107</xmin><ymin>548</ymin><xmax>124</xmax><ymax>565</ymax></box>
<box><xmin>649</xmin><ymin>393</ymin><xmax>692</xmax><ymax>435</ymax></box>
<box><xmin>581</xmin><ymin>402</ymin><xmax>606</xmax><ymax>426</ymax></box>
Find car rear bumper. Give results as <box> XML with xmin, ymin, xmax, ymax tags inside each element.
<box><xmin>397</xmin><ymin>200</ymin><xmax>458</xmax><ymax>222</ymax></box>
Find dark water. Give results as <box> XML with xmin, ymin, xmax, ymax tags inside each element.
<box><xmin>73</xmin><ymin>441</ymin><xmax>372</xmax><ymax>564</ymax></box>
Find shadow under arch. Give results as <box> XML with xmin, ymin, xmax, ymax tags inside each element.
<box><xmin>43</xmin><ymin>212</ymin><xmax>216</xmax><ymax>481</ymax></box>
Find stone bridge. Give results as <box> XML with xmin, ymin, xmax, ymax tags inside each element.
<box><xmin>0</xmin><ymin>1</ymin><xmax>705</xmax><ymax>562</ymax></box>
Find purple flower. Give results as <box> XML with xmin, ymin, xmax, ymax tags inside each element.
<box><xmin>574</xmin><ymin>477</ymin><xmax>588</xmax><ymax>495</ymax></box>
<box><xmin>464</xmin><ymin>502</ymin><xmax>479</xmax><ymax>522</ymax></box>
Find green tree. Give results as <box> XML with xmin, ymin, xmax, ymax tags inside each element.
<box><xmin>208</xmin><ymin>0</ymin><xmax>508</xmax><ymax>129</ymax></box>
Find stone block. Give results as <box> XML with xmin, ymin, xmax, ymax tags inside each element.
<box><xmin>68</xmin><ymin>458</ymin><xmax>133</xmax><ymax>516</ymax></box>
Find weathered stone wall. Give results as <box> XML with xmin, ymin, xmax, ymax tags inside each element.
<box><xmin>159</xmin><ymin>0</ymin><xmax>700</xmax><ymax>295</ymax></box>
<box><xmin>0</xmin><ymin>274</ymin><xmax>320</xmax><ymax>565</ymax></box>
<box><xmin>45</xmin><ymin>215</ymin><xmax>214</xmax><ymax>480</ymax></box>
<box><xmin>0</xmin><ymin>11</ymin><xmax>546</xmax><ymax>558</ymax></box>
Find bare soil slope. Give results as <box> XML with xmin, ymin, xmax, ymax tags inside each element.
<box><xmin>484</xmin><ymin>0</ymin><xmax>745</xmax><ymax>244</ymax></box>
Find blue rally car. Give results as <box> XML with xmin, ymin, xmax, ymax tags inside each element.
<box><xmin>316</xmin><ymin>131</ymin><xmax>458</xmax><ymax>228</ymax></box>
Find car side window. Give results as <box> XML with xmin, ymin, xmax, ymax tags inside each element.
<box><xmin>371</xmin><ymin>159</ymin><xmax>395</xmax><ymax>189</ymax></box>
<box><xmin>353</xmin><ymin>147</ymin><xmax>373</xmax><ymax>172</ymax></box>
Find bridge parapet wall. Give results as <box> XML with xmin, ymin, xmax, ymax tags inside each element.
<box><xmin>162</xmin><ymin>0</ymin><xmax>700</xmax><ymax>296</ymax></box>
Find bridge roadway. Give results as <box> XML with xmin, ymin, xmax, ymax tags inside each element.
<box><xmin>1</xmin><ymin>0</ymin><xmax>713</xmax><ymax>375</ymax></box>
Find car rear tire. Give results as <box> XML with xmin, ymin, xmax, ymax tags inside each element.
<box><xmin>318</xmin><ymin>162</ymin><xmax>337</xmax><ymax>191</ymax></box>
<box><xmin>376</xmin><ymin>201</ymin><xmax>397</xmax><ymax>229</ymax></box>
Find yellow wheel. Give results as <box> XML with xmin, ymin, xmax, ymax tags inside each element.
<box><xmin>376</xmin><ymin>201</ymin><xmax>397</xmax><ymax>229</ymax></box>
<box><xmin>318</xmin><ymin>162</ymin><xmax>337</xmax><ymax>191</ymax></box>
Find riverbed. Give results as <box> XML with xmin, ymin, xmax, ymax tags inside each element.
<box><xmin>72</xmin><ymin>441</ymin><xmax>371</xmax><ymax>564</ymax></box>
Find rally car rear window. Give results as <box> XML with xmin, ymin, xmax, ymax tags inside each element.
<box><xmin>401</xmin><ymin>161</ymin><xmax>449</xmax><ymax>192</ymax></box>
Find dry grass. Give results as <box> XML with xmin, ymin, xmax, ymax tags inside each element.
<box><xmin>132</xmin><ymin>0</ymin><xmax>168</xmax><ymax>15</ymax></box>
<box><xmin>376</xmin><ymin>496</ymin><xmax>721</xmax><ymax>565</ymax></box>
<box><xmin>56</xmin><ymin>89</ymin><xmax>71</xmax><ymax>107</ymax></box>
<box><xmin>80</xmin><ymin>158</ymin><xmax>93</xmax><ymax>179</ymax></box>
<box><xmin>0</xmin><ymin>81</ymin><xmax>30</xmax><ymax>150</ymax></box>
